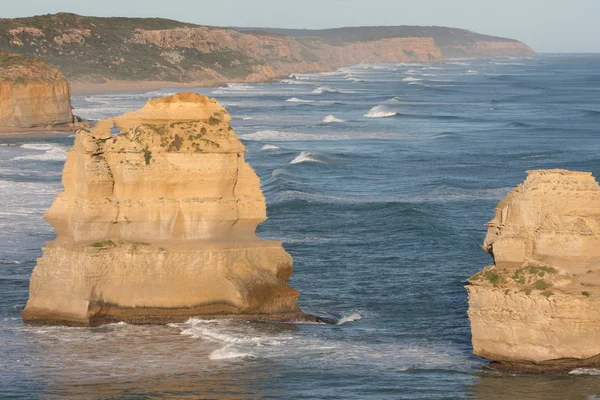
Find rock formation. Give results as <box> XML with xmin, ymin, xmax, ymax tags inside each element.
<box><xmin>22</xmin><ymin>92</ymin><xmax>312</xmax><ymax>326</ymax></box>
<box><xmin>0</xmin><ymin>52</ymin><xmax>73</xmax><ymax>129</ymax></box>
<box><xmin>467</xmin><ymin>169</ymin><xmax>600</xmax><ymax>373</ymax></box>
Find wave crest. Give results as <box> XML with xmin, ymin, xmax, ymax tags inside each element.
<box><xmin>323</xmin><ymin>115</ymin><xmax>344</xmax><ymax>123</ymax></box>
<box><xmin>364</xmin><ymin>105</ymin><xmax>399</xmax><ymax>118</ymax></box>
<box><xmin>290</xmin><ymin>151</ymin><xmax>328</xmax><ymax>165</ymax></box>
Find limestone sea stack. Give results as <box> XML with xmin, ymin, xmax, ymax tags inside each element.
<box><xmin>467</xmin><ymin>170</ymin><xmax>600</xmax><ymax>373</ymax></box>
<box><xmin>0</xmin><ymin>52</ymin><xmax>73</xmax><ymax>129</ymax></box>
<box><xmin>22</xmin><ymin>92</ymin><xmax>312</xmax><ymax>326</ymax></box>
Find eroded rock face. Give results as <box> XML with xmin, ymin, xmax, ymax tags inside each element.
<box><xmin>22</xmin><ymin>92</ymin><xmax>309</xmax><ymax>326</ymax></box>
<box><xmin>467</xmin><ymin>169</ymin><xmax>600</xmax><ymax>373</ymax></box>
<box><xmin>0</xmin><ymin>52</ymin><xmax>73</xmax><ymax>129</ymax></box>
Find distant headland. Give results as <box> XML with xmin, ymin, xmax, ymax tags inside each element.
<box><xmin>0</xmin><ymin>13</ymin><xmax>535</xmax><ymax>93</ymax></box>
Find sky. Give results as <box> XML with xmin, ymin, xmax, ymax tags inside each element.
<box><xmin>2</xmin><ymin>0</ymin><xmax>599</xmax><ymax>53</ymax></box>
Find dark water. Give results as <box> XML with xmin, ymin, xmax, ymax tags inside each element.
<box><xmin>1</xmin><ymin>54</ymin><xmax>600</xmax><ymax>399</ymax></box>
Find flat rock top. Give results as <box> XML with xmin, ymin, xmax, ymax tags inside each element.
<box><xmin>0</xmin><ymin>52</ymin><xmax>65</xmax><ymax>83</ymax></box>
<box><xmin>115</xmin><ymin>92</ymin><xmax>232</xmax><ymax>126</ymax></box>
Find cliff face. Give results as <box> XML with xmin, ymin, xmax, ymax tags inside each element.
<box><xmin>467</xmin><ymin>170</ymin><xmax>600</xmax><ymax>373</ymax></box>
<box><xmin>22</xmin><ymin>92</ymin><xmax>309</xmax><ymax>326</ymax></box>
<box><xmin>0</xmin><ymin>52</ymin><xmax>73</xmax><ymax>128</ymax></box>
<box><xmin>0</xmin><ymin>13</ymin><xmax>534</xmax><ymax>84</ymax></box>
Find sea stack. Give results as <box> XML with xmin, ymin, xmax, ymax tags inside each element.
<box><xmin>22</xmin><ymin>92</ymin><xmax>310</xmax><ymax>326</ymax></box>
<box><xmin>0</xmin><ymin>52</ymin><xmax>73</xmax><ymax>129</ymax></box>
<box><xmin>467</xmin><ymin>169</ymin><xmax>600</xmax><ymax>373</ymax></box>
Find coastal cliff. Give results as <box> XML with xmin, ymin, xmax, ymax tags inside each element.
<box><xmin>0</xmin><ymin>52</ymin><xmax>73</xmax><ymax>129</ymax></box>
<box><xmin>22</xmin><ymin>92</ymin><xmax>311</xmax><ymax>326</ymax></box>
<box><xmin>467</xmin><ymin>170</ymin><xmax>600</xmax><ymax>373</ymax></box>
<box><xmin>0</xmin><ymin>13</ymin><xmax>534</xmax><ymax>85</ymax></box>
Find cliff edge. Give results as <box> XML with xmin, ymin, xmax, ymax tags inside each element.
<box><xmin>22</xmin><ymin>92</ymin><xmax>313</xmax><ymax>326</ymax></box>
<box><xmin>0</xmin><ymin>52</ymin><xmax>73</xmax><ymax>129</ymax></box>
<box><xmin>466</xmin><ymin>170</ymin><xmax>600</xmax><ymax>373</ymax></box>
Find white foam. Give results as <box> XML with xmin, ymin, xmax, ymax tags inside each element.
<box><xmin>209</xmin><ymin>345</ymin><xmax>255</xmax><ymax>360</ymax></box>
<box><xmin>336</xmin><ymin>313</ymin><xmax>362</xmax><ymax>325</ymax></box>
<box><xmin>290</xmin><ymin>151</ymin><xmax>326</xmax><ymax>165</ymax></box>
<box><xmin>323</xmin><ymin>115</ymin><xmax>344</xmax><ymax>123</ymax></box>
<box><xmin>261</xmin><ymin>144</ymin><xmax>280</xmax><ymax>151</ymax></box>
<box><xmin>0</xmin><ymin>259</ymin><xmax>21</xmax><ymax>265</ymax></box>
<box><xmin>313</xmin><ymin>86</ymin><xmax>339</xmax><ymax>94</ymax></box>
<box><xmin>402</xmin><ymin>77</ymin><xmax>422</xmax><ymax>82</ymax></box>
<box><xmin>240</xmin><ymin>130</ymin><xmax>405</xmax><ymax>141</ymax></box>
<box><xmin>286</xmin><ymin>97</ymin><xmax>313</xmax><ymax>103</ymax></box>
<box><xmin>570</xmin><ymin>368</ymin><xmax>600</xmax><ymax>375</ymax></box>
<box><xmin>13</xmin><ymin>143</ymin><xmax>68</xmax><ymax>161</ymax></box>
<box><xmin>364</xmin><ymin>105</ymin><xmax>399</xmax><ymax>118</ymax></box>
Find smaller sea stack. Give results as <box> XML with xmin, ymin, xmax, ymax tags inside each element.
<box><xmin>467</xmin><ymin>169</ymin><xmax>600</xmax><ymax>373</ymax></box>
<box><xmin>23</xmin><ymin>92</ymin><xmax>312</xmax><ymax>326</ymax></box>
<box><xmin>0</xmin><ymin>52</ymin><xmax>73</xmax><ymax>129</ymax></box>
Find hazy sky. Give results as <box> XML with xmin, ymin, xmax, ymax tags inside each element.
<box><xmin>2</xmin><ymin>0</ymin><xmax>599</xmax><ymax>53</ymax></box>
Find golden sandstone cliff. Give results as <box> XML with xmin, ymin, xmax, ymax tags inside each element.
<box><xmin>0</xmin><ymin>52</ymin><xmax>73</xmax><ymax>129</ymax></box>
<box><xmin>467</xmin><ymin>170</ymin><xmax>600</xmax><ymax>373</ymax></box>
<box><xmin>22</xmin><ymin>92</ymin><xmax>311</xmax><ymax>326</ymax></box>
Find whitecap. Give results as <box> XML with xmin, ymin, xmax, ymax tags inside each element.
<box><xmin>290</xmin><ymin>151</ymin><xmax>327</xmax><ymax>165</ymax></box>
<box><xmin>313</xmin><ymin>86</ymin><xmax>339</xmax><ymax>94</ymax></box>
<box><xmin>364</xmin><ymin>105</ymin><xmax>399</xmax><ymax>118</ymax></box>
<box><xmin>261</xmin><ymin>144</ymin><xmax>280</xmax><ymax>151</ymax></box>
<box><xmin>336</xmin><ymin>313</ymin><xmax>362</xmax><ymax>325</ymax></box>
<box><xmin>286</xmin><ymin>97</ymin><xmax>313</xmax><ymax>103</ymax></box>
<box><xmin>402</xmin><ymin>77</ymin><xmax>422</xmax><ymax>82</ymax></box>
<box><xmin>209</xmin><ymin>345</ymin><xmax>255</xmax><ymax>360</ymax></box>
<box><xmin>323</xmin><ymin>115</ymin><xmax>344</xmax><ymax>123</ymax></box>
<box><xmin>0</xmin><ymin>259</ymin><xmax>21</xmax><ymax>265</ymax></box>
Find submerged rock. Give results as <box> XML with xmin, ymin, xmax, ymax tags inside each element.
<box><xmin>22</xmin><ymin>92</ymin><xmax>314</xmax><ymax>326</ymax></box>
<box><xmin>0</xmin><ymin>52</ymin><xmax>73</xmax><ymax>129</ymax></box>
<box><xmin>467</xmin><ymin>169</ymin><xmax>600</xmax><ymax>373</ymax></box>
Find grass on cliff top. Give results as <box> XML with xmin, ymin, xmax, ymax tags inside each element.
<box><xmin>0</xmin><ymin>52</ymin><xmax>61</xmax><ymax>82</ymax></box>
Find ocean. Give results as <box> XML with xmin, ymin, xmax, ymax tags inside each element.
<box><xmin>1</xmin><ymin>54</ymin><xmax>600</xmax><ymax>399</ymax></box>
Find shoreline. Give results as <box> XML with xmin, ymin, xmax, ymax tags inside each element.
<box><xmin>70</xmin><ymin>80</ymin><xmax>222</xmax><ymax>95</ymax></box>
<box><xmin>0</xmin><ymin>125</ymin><xmax>74</xmax><ymax>140</ymax></box>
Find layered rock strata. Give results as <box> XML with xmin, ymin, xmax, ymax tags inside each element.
<box><xmin>0</xmin><ymin>52</ymin><xmax>73</xmax><ymax>129</ymax></box>
<box><xmin>22</xmin><ymin>92</ymin><xmax>311</xmax><ymax>326</ymax></box>
<box><xmin>467</xmin><ymin>170</ymin><xmax>600</xmax><ymax>373</ymax></box>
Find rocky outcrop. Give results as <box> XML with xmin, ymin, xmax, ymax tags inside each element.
<box><xmin>22</xmin><ymin>92</ymin><xmax>312</xmax><ymax>326</ymax></box>
<box><xmin>467</xmin><ymin>169</ymin><xmax>600</xmax><ymax>373</ymax></box>
<box><xmin>0</xmin><ymin>52</ymin><xmax>73</xmax><ymax>129</ymax></box>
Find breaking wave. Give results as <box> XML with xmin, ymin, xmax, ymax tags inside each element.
<box><xmin>12</xmin><ymin>143</ymin><xmax>68</xmax><ymax>162</ymax></box>
<box><xmin>286</xmin><ymin>97</ymin><xmax>313</xmax><ymax>103</ymax></box>
<box><xmin>323</xmin><ymin>115</ymin><xmax>344</xmax><ymax>123</ymax></box>
<box><xmin>290</xmin><ymin>151</ymin><xmax>328</xmax><ymax>165</ymax></box>
<box><xmin>336</xmin><ymin>313</ymin><xmax>362</xmax><ymax>325</ymax></box>
<box><xmin>313</xmin><ymin>86</ymin><xmax>339</xmax><ymax>94</ymax></box>
<box><xmin>364</xmin><ymin>105</ymin><xmax>399</xmax><ymax>118</ymax></box>
<box><xmin>261</xmin><ymin>144</ymin><xmax>280</xmax><ymax>151</ymax></box>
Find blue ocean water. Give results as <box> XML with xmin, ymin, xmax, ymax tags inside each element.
<box><xmin>1</xmin><ymin>54</ymin><xmax>600</xmax><ymax>399</ymax></box>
